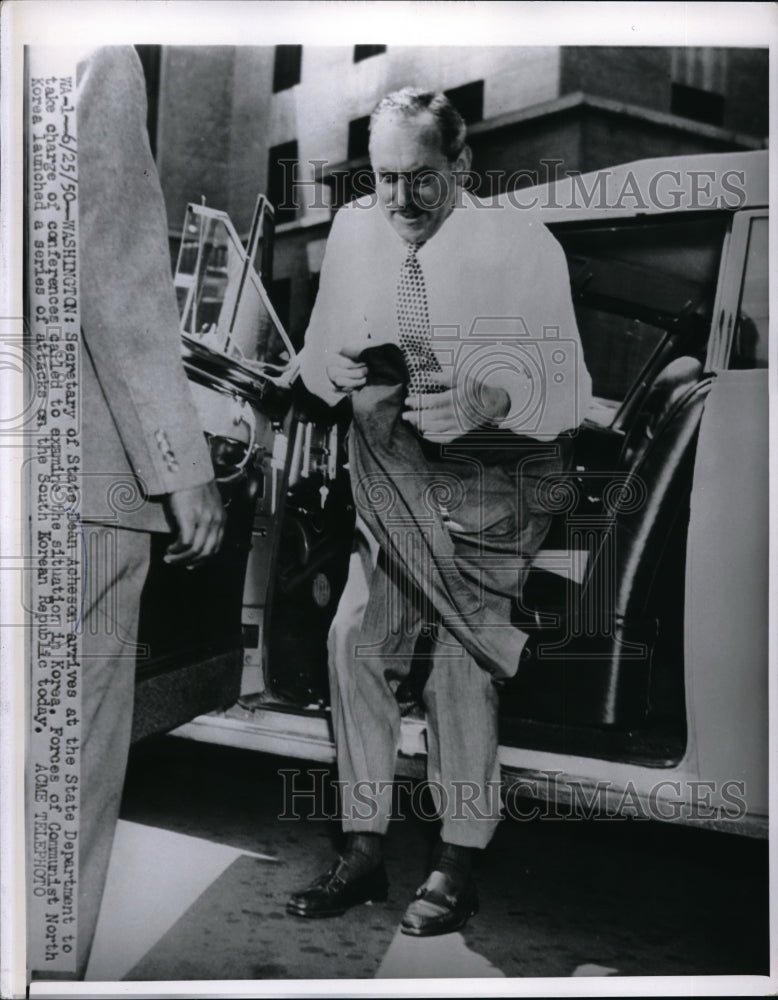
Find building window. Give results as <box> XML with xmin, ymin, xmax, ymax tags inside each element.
<box><xmin>269</xmin><ymin>277</ymin><xmax>292</xmax><ymax>335</ymax></box>
<box><xmin>670</xmin><ymin>48</ymin><xmax>727</xmax><ymax>127</ymax></box>
<box><xmin>670</xmin><ymin>82</ymin><xmax>725</xmax><ymax>127</ymax></box>
<box><xmin>347</xmin><ymin>115</ymin><xmax>371</xmax><ymax>161</ymax></box>
<box><xmin>267</xmin><ymin>140</ymin><xmax>299</xmax><ymax>225</ymax></box>
<box><xmin>353</xmin><ymin>45</ymin><xmax>386</xmax><ymax>62</ymax></box>
<box><xmin>273</xmin><ymin>45</ymin><xmax>302</xmax><ymax>92</ymax></box>
<box><xmin>308</xmin><ymin>273</ymin><xmax>320</xmax><ymax>304</ymax></box>
<box><xmin>444</xmin><ymin>80</ymin><xmax>484</xmax><ymax>125</ymax></box>
<box><xmin>323</xmin><ymin>168</ymin><xmax>375</xmax><ymax>211</ymax></box>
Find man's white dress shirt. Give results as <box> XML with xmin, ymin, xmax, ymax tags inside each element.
<box><xmin>300</xmin><ymin>190</ymin><xmax>592</xmax><ymax>440</ymax></box>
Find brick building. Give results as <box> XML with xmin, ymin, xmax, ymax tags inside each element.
<box><xmin>138</xmin><ymin>44</ymin><xmax>768</xmax><ymax>347</ymax></box>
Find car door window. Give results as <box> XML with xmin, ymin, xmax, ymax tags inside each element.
<box><xmin>554</xmin><ymin>215</ymin><xmax>728</xmax><ymax>426</ymax></box>
<box><xmin>572</xmin><ymin>307</ymin><xmax>667</xmax><ymax>424</ymax></box>
<box><xmin>729</xmin><ymin>215</ymin><xmax>768</xmax><ymax>370</ymax></box>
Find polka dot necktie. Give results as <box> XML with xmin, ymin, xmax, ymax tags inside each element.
<box><xmin>396</xmin><ymin>242</ymin><xmax>445</xmax><ymax>394</ymax></box>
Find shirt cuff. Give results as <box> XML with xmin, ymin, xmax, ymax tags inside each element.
<box><xmin>298</xmin><ymin>346</ymin><xmax>346</xmax><ymax>407</ymax></box>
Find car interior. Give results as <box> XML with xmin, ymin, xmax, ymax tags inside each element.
<box><xmin>132</xmin><ymin>207</ymin><xmax>733</xmax><ymax>771</ymax></box>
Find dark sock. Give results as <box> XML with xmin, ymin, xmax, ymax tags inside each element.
<box><xmin>341</xmin><ymin>832</ymin><xmax>384</xmax><ymax>877</ymax></box>
<box><xmin>433</xmin><ymin>841</ymin><xmax>474</xmax><ymax>891</ymax></box>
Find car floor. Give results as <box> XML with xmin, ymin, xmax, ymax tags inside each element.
<box><xmin>81</xmin><ymin>735</ymin><xmax>769</xmax><ymax>985</ymax></box>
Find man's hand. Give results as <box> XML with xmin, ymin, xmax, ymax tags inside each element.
<box><xmin>402</xmin><ymin>369</ymin><xmax>510</xmax><ymax>443</ymax></box>
<box><xmin>326</xmin><ymin>346</ymin><xmax>368</xmax><ymax>394</ymax></box>
<box><xmin>164</xmin><ymin>480</ymin><xmax>226</xmax><ymax>567</ymax></box>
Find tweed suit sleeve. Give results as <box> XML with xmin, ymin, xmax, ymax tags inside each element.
<box><xmin>77</xmin><ymin>46</ymin><xmax>213</xmax><ymax>497</ymax></box>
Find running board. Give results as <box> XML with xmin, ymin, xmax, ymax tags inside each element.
<box><xmin>172</xmin><ymin>706</ymin><xmax>428</xmax><ymax>775</ymax></box>
<box><xmin>170</xmin><ymin>707</ymin><xmax>767</xmax><ymax>838</ymax></box>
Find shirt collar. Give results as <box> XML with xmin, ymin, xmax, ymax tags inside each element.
<box><xmin>378</xmin><ymin>189</ymin><xmax>473</xmax><ymax>260</ymax></box>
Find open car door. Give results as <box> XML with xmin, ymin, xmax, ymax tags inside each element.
<box><xmin>132</xmin><ymin>197</ymin><xmax>300</xmax><ymax>741</ymax></box>
<box><xmin>682</xmin><ymin>209</ymin><xmax>769</xmax><ymax>823</ymax></box>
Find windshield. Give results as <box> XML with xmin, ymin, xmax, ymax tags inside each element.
<box><xmin>174</xmin><ymin>202</ymin><xmax>294</xmax><ymax>373</ymax></box>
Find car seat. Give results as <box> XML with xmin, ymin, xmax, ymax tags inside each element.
<box><xmin>507</xmin><ymin>356</ymin><xmax>711</xmax><ymax>727</ymax></box>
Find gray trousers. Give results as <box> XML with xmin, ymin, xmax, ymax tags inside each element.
<box><xmin>77</xmin><ymin>525</ymin><xmax>150</xmax><ymax>978</ymax></box>
<box><xmin>329</xmin><ymin>348</ymin><xmax>567</xmax><ymax>850</ymax></box>
<box><xmin>328</xmin><ymin>517</ymin><xmax>504</xmax><ymax>849</ymax></box>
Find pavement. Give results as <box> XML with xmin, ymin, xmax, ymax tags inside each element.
<box><xmin>81</xmin><ymin>735</ymin><xmax>769</xmax><ymax>984</ymax></box>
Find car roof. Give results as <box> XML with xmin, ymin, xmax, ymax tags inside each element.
<box><xmin>499</xmin><ymin>149</ymin><xmax>768</xmax><ymax>222</ymax></box>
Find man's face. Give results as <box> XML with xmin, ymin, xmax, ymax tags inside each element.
<box><xmin>369</xmin><ymin>110</ymin><xmax>467</xmax><ymax>244</ymax></box>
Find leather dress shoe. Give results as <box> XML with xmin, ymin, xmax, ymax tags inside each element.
<box><xmin>400</xmin><ymin>870</ymin><xmax>478</xmax><ymax>936</ymax></box>
<box><xmin>286</xmin><ymin>858</ymin><xmax>388</xmax><ymax>918</ymax></box>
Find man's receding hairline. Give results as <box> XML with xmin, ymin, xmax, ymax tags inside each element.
<box><xmin>368</xmin><ymin>109</ymin><xmax>449</xmax><ymax>157</ymax></box>
<box><xmin>369</xmin><ymin>87</ymin><xmax>468</xmax><ymax>161</ymax></box>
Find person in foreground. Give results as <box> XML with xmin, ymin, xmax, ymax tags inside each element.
<box><xmin>33</xmin><ymin>46</ymin><xmax>225</xmax><ymax>980</ymax></box>
<box><xmin>287</xmin><ymin>87</ymin><xmax>591</xmax><ymax>936</ymax></box>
